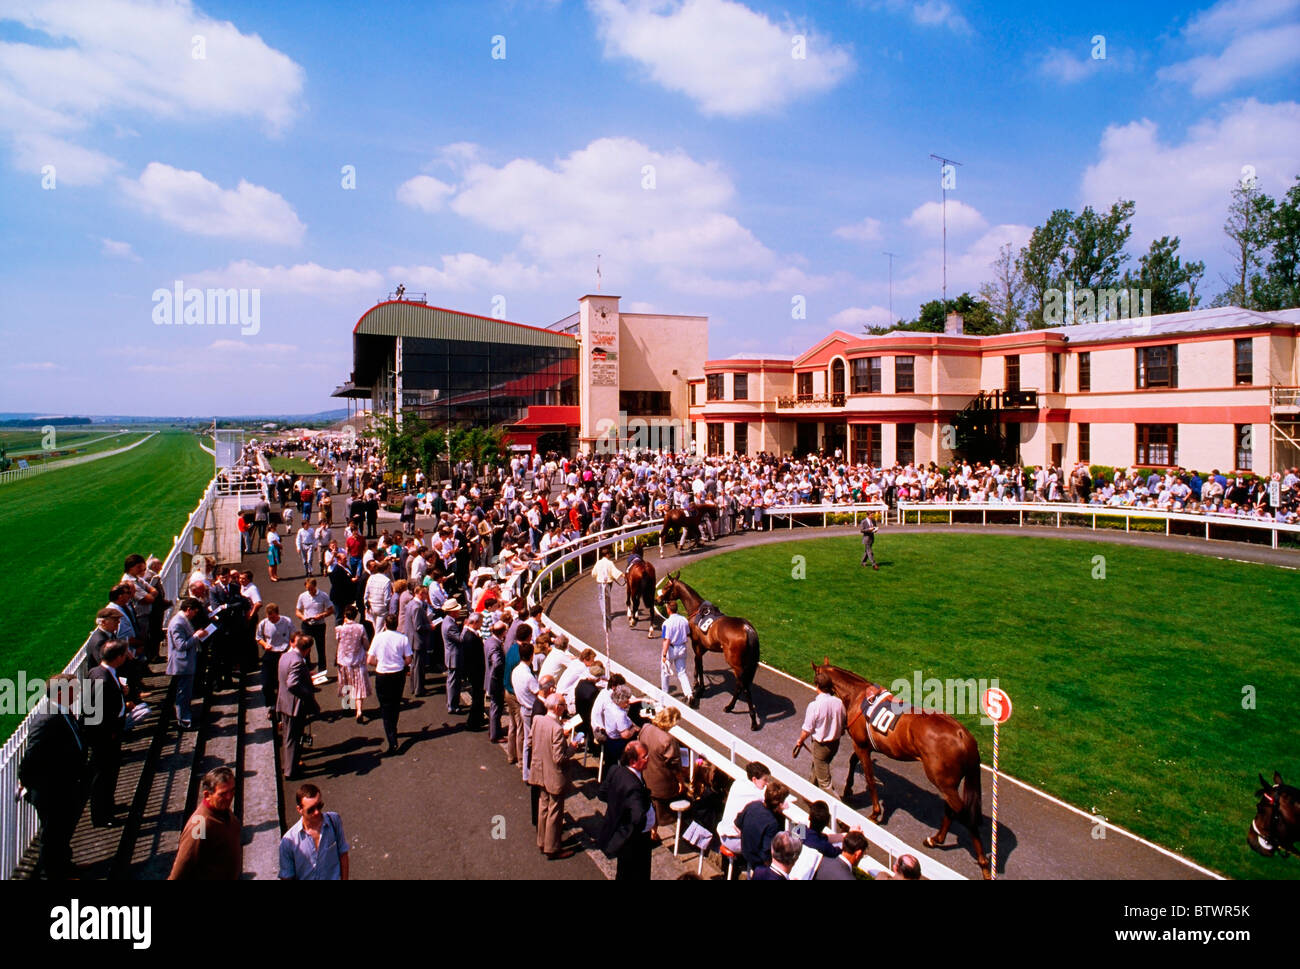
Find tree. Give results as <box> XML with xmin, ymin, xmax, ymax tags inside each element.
<box><xmin>1065</xmin><ymin>199</ymin><xmax>1136</xmax><ymax>293</ymax></box>
<box><xmin>1124</xmin><ymin>236</ymin><xmax>1205</xmax><ymax>315</ymax></box>
<box><xmin>978</xmin><ymin>242</ymin><xmax>1027</xmax><ymax>331</ymax></box>
<box><xmin>1017</xmin><ymin>209</ymin><xmax>1072</xmax><ymax>328</ymax></box>
<box><xmin>868</xmin><ymin>293</ymin><xmax>1001</xmax><ymax>335</ymax></box>
<box><xmin>1220</xmin><ymin>180</ymin><xmax>1275</xmax><ymax>309</ymax></box>
<box><xmin>1257</xmin><ymin>176</ymin><xmax>1300</xmax><ymax>310</ymax></box>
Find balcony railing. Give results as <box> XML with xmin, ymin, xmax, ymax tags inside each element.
<box><xmin>776</xmin><ymin>393</ymin><xmax>846</xmax><ymax>408</ymax></box>
<box><xmin>1272</xmin><ymin>386</ymin><xmax>1300</xmax><ymax>410</ymax></box>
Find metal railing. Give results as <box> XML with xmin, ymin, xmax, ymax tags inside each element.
<box><xmin>525</xmin><ymin>519</ymin><xmax>967</xmax><ymax>880</ymax></box>
<box><xmin>1271</xmin><ymin>386</ymin><xmax>1300</xmax><ymax>409</ymax></box>
<box><xmin>776</xmin><ymin>393</ymin><xmax>846</xmax><ymax>408</ymax></box>
<box><xmin>0</xmin><ymin>472</ymin><xmax>219</xmax><ymax>879</ymax></box>
<box><xmin>894</xmin><ymin>501</ymin><xmax>1300</xmax><ymax>550</ymax></box>
<box><xmin>764</xmin><ymin>502</ymin><xmax>890</xmax><ymax>529</ymax></box>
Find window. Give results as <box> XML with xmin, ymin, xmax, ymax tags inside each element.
<box><xmin>796</xmin><ymin>372</ymin><xmax>813</xmax><ymax>399</ymax></box>
<box><xmin>896</xmin><ymin>423</ymin><xmax>915</xmax><ymax>466</ymax></box>
<box><xmin>1236</xmin><ymin>423</ymin><xmax>1253</xmax><ymax>470</ymax></box>
<box><xmin>706</xmin><ymin>374</ymin><xmax>724</xmax><ymax>401</ymax></box>
<box><xmin>853</xmin><ymin>424</ymin><xmax>881</xmax><ymax>467</ymax></box>
<box><xmin>895</xmin><ymin>356</ymin><xmax>915</xmax><ymax>393</ymax></box>
<box><xmin>620</xmin><ymin>390</ymin><xmax>671</xmax><ymax>414</ymax></box>
<box><xmin>1052</xmin><ymin>353</ymin><xmax>1062</xmax><ymax>393</ymax></box>
<box><xmin>1005</xmin><ymin>355</ymin><xmax>1020</xmax><ymax>393</ymax></box>
<box><xmin>734</xmin><ymin>421</ymin><xmax>748</xmax><ymax>455</ymax></box>
<box><xmin>1078</xmin><ymin>352</ymin><xmax>1091</xmax><ymax>392</ymax></box>
<box><xmin>1136</xmin><ymin>424</ymin><xmax>1178</xmax><ymax>466</ymax></box>
<box><xmin>1235</xmin><ymin>338</ymin><xmax>1253</xmax><ymax>385</ymax></box>
<box><xmin>852</xmin><ymin>357</ymin><xmax>881</xmax><ymax>394</ymax></box>
<box><xmin>1078</xmin><ymin>423</ymin><xmax>1090</xmax><ymax>463</ymax></box>
<box><xmin>1004</xmin><ymin>422</ymin><xmax>1021</xmax><ymax>462</ymax></box>
<box><xmin>1136</xmin><ymin>345</ymin><xmax>1178</xmax><ymax>389</ymax></box>
<box><xmin>733</xmin><ymin>373</ymin><xmax>748</xmax><ymax>400</ymax></box>
<box><xmin>707</xmin><ymin>423</ymin><xmax>725</xmax><ymax>456</ymax></box>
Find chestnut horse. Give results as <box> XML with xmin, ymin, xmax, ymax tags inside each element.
<box><xmin>1248</xmin><ymin>771</ymin><xmax>1300</xmax><ymax>857</ymax></box>
<box><xmin>812</xmin><ymin>659</ymin><xmax>991</xmax><ymax>878</ymax></box>
<box><xmin>656</xmin><ymin>573</ymin><xmax>761</xmax><ymax>731</ymax></box>
<box><xmin>659</xmin><ymin>502</ymin><xmax>717</xmax><ymax>557</ymax></box>
<box><xmin>625</xmin><ymin>542</ymin><xmax>658</xmax><ymax>637</ymax></box>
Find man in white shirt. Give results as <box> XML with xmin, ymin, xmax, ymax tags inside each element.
<box><xmin>366</xmin><ymin>614</ymin><xmax>412</xmax><ymax>756</ymax></box>
<box><xmin>594</xmin><ymin>684</ymin><xmax>637</xmax><ymax>765</ymax></box>
<box><xmin>296</xmin><ymin>524</ymin><xmax>317</xmax><ymax>577</ymax></box>
<box><xmin>660</xmin><ymin>601</ymin><xmax>694</xmax><ymax>704</ymax></box>
<box><xmin>363</xmin><ymin>560</ymin><xmax>393</xmax><ymax>636</ymax></box>
<box><xmin>793</xmin><ymin>671</ymin><xmax>847</xmax><ymax>792</ymax></box>
<box><xmin>511</xmin><ymin>639</ymin><xmax>540</xmax><ymax>782</ymax></box>
<box><xmin>295</xmin><ymin>578</ymin><xmax>334</xmax><ymax>676</ymax></box>
<box><xmin>717</xmin><ymin>761</ymin><xmax>771</xmax><ymax>867</ymax></box>
<box><xmin>538</xmin><ymin>632</ymin><xmax>572</xmax><ymax>683</ymax></box>
<box><xmin>557</xmin><ymin>649</ymin><xmax>599</xmax><ymax>710</ymax></box>
<box><xmin>591</xmin><ymin>546</ymin><xmax>624</xmax><ymax>630</ymax></box>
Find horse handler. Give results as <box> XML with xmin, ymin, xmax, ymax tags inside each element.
<box><xmin>793</xmin><ymin>671</ymin><xmax>846</xmax><ymax>792</ymax></box>
<box><xmin>660</xmin><ymin>601</ymin><xmax>693</xmax><ymax>705</ymax></box>
<box><xmin>860</xmin><ymin>513</ymin><xmax>880</xmax><ymax>570</ymax></box>
<box><xmin>591</xmin><ymin>546</ymin><xmax>625</xmax><ymax>630</ymax></box>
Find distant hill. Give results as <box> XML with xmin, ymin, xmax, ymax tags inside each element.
<box><xmin>0</xmin><ymin>409</ymin><xmax>350</xmax><ymax>425</ymax></box>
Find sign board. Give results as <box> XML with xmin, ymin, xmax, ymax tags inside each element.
<box><xmin>1270</xmin><ymin>480</ymin><xmax>1281</xmax><ymax>507</ymax></box>
<box><xmin>982</xmin><ymin>687</ymin><xmax>1012</xmax><ymax>724</ymax></box>
<box><xmin>213</xmin><ymin>429</ymin><xmax>245</xmax><ymax>470</ymax></box>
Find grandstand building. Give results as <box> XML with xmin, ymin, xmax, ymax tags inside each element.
<box><xmin>691</xmin><ymin>306</ymin><xmax>1300</xmax><ymax>476</ymax></box>
<box><xmin>335</xmin><ymin>293</ymin><xmax>706</xmax><ymax>455</ymax></box>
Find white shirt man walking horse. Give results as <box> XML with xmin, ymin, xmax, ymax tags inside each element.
<box><xmin>591</xmin><ymin>546</ymin><xmax>625</xmax><ymax>631</ymax></box>
<box><xmin>860</xmin><ymin>513</ymin><xmax>880</xmax><ymax>571</ymax></box>
<box><xmin>660</xmin><ymin>601</ymin><xmax>693</xmax><ymax>704</ymax></box>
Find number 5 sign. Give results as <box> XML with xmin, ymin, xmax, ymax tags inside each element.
<box><xmin>982</xmin><ymin>686</ymin><xmax>1012</xmax><ymax>880</ymax></box>
<box><xmin>982</xmin><ymin>687</ymin><xmax>1012</xmax><ymax>724</ymax></box>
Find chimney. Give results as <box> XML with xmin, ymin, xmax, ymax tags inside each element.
<box><xmin>944</xmin><ymin>311</ymin><xmax>964</xmax><ymax>335</ymax></box>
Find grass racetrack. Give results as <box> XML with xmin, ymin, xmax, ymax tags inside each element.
<box><xmin>674</xmin><ymin>533</ymin><xmax>1299</xmax><ymax>880</ymax></box>
<box><xmin>0</xmin><ymin>432</ymin><xmax>212</xmax><ymax>738</ymax></box>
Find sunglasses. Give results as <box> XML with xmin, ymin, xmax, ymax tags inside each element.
<box><xmin>302</xmin><ymin>802</ymin><xmax>325</xmax><ymax>815</ymax></box>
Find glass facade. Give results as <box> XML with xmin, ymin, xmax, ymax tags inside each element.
<box><xmin>379</xmin><ymin>336</ymin><xmax>578</xmax><ymax>428</ymax></box>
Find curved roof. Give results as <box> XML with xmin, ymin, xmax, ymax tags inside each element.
<box><xmin>354</xmin><ymin>300</ymin><xmax>576</xmax><ymax>348</ymax></box>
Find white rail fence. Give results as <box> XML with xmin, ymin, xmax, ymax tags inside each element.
<box><xmin>0</xmin><ymin>432</ymin><xmax>158</xmax><ymax>486</ymax></box>
<box><xmin>763</xmin><ymin>500</ymin><xmax>1300</xmax><ymax>550</ymax></box>
<box><xmin>0</xmin><ymin>473</ymin><xmax>218</xmax><ymax>880</ymax></box>
<box><xmin>526</xmin><ymin>519</ymin><xmax>968</xmax><ymax>881</ymax></box>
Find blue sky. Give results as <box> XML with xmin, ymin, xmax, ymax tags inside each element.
<box><xmin>2</xmin><ymin>0</ymin><xmax>1298</xmax><ymax>415</ymax></box>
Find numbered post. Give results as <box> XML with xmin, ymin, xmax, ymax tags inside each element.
<box><xmin>981</xmin><ymin>687</ymin><xmax>1012</xmax><ymax>881</ymax></box>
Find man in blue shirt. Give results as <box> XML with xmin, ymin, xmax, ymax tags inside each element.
<box><xmin>280</xmin><ymin>783</ymin><xmax>349</xmax><ymax>880</ymax></box>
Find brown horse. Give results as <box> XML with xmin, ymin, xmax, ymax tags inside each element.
<box><xmin>625</xmin><ymin>541</ymin><xmax>658</xmax><ymax>637</ymax></box>
<box><xmin>812</xmin><ymin>659</ymin><xmax>991</xmax><ymax>878</ymax></box>
<box><xmin>659</xmin><ymin>502</ymin><xmax>717</xmax><ymax>557</ymax></box>
<box><xmin>656</xmin><ymin>573</ymin><xmax>761</xmax><ymax>731</ymax></box>
<box><xmin>1249</xmin><ymin>771</ymin><xmax>1300</xmax><ymax>857</ymax></box>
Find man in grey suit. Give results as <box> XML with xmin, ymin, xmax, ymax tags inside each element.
<box><xmin>860</xmin><ymin>513</ymin><xmax>880</xmax><ymax>570</ymax></box>
<box><xmin>440</xmin><ymin>599</ymin><xmax>466</xmax><ymax>713</ymax></box>
<box><xmin>484</xmin><ymin>619</ymin><xmax>507</xmax><ymax>743</ymax></box>
<box><xmin>406</xmin><ymin>585</ymin><xmax>433</xmax><ymax>696</ymax></box>
<box><xmin>167</xmin><ymin>598</ymin><xmax>210</xmax><ymax>730</ymax></box>
<box><xmin>813</xmin><ymin>830</ymin><xmax>868</xmax><ymax>880</ymax></box>
<box><xmin>252</xmin><ymin>496</ymin><xmax>271</xmax><ymax>551</ymax></box>
<box><xmin>277</xmin><ymin>635</ymin><xmax>318</xmax><ymax>780</ymax></box>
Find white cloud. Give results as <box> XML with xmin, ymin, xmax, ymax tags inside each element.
<box><xmin>1159</xmin><ymin>0</ymin><xmax>1300</xmax><ymax>95</ymax></box>
<box><xmin>833</xmin><ymin>217</ymin><xmax>884</xmax><ymax>242</ymax></box>
<box><xmin>872</xmin><ymin>0</ymin><xmax>970</xmax><ymax>33</ymax></box>
<box><xmin>396</xmin><ymin>174</ymin><xmax>455</xmax><ymax>213</ymax></box>
<box><xmin>206</xmin><ymin>338</ymin><xmax>296</xmax><ymax>354</ymax></box>
<box><xmin>1079</xmin><ymin>99</ymin><xmax>1300</xmax><ymax>267</ymax></box>
<box><xmin>894</xmin><ymin>223</ymin><xmax>1032</xmax><ymax>298</ymax></box>
<box><xmin>11</xmin><ymin>131</ymin><xmax>119</xmax><ymax>185</ymax></box>
<box><xmin>588</xmin><ymin>0</ymin><xmax>853</xmax><ymax>117</ymax></box>
<box><xmin>389</xmin><ymin>253</ymin><xmax>547</xmax><ymax>293</ymax></box>
<box><xmin>830</xmin><ymin>305</ymin><xmax>893</xmax><ymax>328</ymax></box>
<box><xmin>120</xmin><ymin>162</ymin><xmax>305</xmax><ymax>244</ymax></box>
<box><xmin>0</xmin><ymin>0</ymin><xmax>304</xmax><ymax>177</ymax></box>
<box><xmin>188</xmin><ymin>260</ymin><xmax>384</xmax><ymax>295</ymax></box>
<box><xmin>904</xmin><ymin>199</ymin><xmax>986</xmax><ymax>236</ymax></box>
<box><xmin>100</xmin><ymin>237</ymin><xmax>139</xmax><ymax>260</ymax></box>
<box><xmin>11</xmin><ymin>361</ymin><xmax>61</xmax><ymax>371</ymax></box>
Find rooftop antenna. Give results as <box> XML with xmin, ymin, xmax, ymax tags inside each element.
<box><xmin>929</xmin><ymin>153</ymin><xmax>963</xmax><ymax>308</ymax></box>
<box><xmin>882</xmin><ymin>251</ymin><xmax>896</xmax><ymax>324</ymax></box>
<box><xmin>596</xmin><ymin>253</ymin><xmax>602</xmax><ymax>292</ymax></box>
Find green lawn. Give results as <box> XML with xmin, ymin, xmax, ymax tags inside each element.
<box><xmin>0</xmin><ymin>432</ymin><xmax>212</xmax><ymax>738</ymax></box>
<box><xmin>268</xmin><ymin>455</ymin><xmax>317</xmax><ymax>474</ymax></box>
<box><xmin>674</xmin><ymin>534</ymin><xmax>1299</xmax><ymax>880</ymax></box>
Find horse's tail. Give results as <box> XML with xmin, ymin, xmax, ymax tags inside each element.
<box><xmin>960</xmin><ymin>740</ymin><xmax>983</xmax><ymax>832</ymax></box>
<box><xmin>641</xmin><ymin>565</ymin><xmax>657</xmax><ymax>611</ymax></box>
<box><xmin>742</xmin><ymin>624</ymin><xmax>760</xmax><ymax>686</ymax></box>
